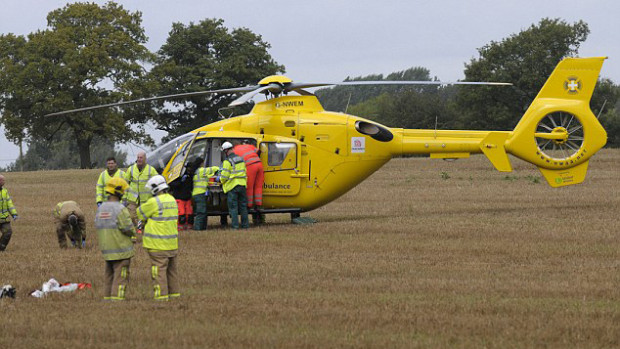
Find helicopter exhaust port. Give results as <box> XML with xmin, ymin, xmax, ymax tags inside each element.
<box><xmin>355</xmin><ymin>121</ymin><xmax>394</xmax><ymax>142</ymax></box>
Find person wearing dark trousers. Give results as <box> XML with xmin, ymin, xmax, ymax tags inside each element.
<box><xmin>170</xmin><ymin>158</ymin><xmax>201</xmax><ymax>231</ymax></box>
<box><xmin>220</xmin><ymin>142</ymin><xmax>249</xmax><ymax>229</ymax></box>
<box><xmin>191</xmin><ymin>158</ymin><xmax>219</xmax><ymax>231</ymax></box>
<box><xmin>0</xmin><ymin>175</ymin><xmax>18</xmax><ymax>252</ymax></box>
<box><xmin>53</xmin><ymin>201</ymin><xmax>86</xmax><ymax>249</ymax></box>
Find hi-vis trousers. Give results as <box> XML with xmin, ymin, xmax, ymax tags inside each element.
<box><xmin>103</xmin><ymin>258</ymin><xmax>131</xmax><ymax>300</ymax></box>
<box><xmin>148</xmin><ymin>250</ymin><xmax>180</xmax><ymax>300</ymax></box>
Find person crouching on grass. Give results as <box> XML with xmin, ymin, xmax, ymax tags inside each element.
<box><xmin>138</xmin><ymin>175</ymin><xmax>180</xmax><ymax>301</ymax></box>
<box><xmin>95</xmin><ymin>178</ymin><xmax>136</xmax><ymax>301</ymax></box>
<box><xmin>53</xmin><ymin>201</ymin><xmax>86</xmax><ymax>248</ymax></box>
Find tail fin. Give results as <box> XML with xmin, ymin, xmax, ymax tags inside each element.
<box><xmin>505</xmin><ymin>57</ymin><xmax>607</xmax><ymax>187</ymax></box>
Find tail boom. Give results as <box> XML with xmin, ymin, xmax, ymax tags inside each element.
<box><xmin>389</xmin><ymin>57</ymin><xmax>607</xmax><ymax>187</ymax></box>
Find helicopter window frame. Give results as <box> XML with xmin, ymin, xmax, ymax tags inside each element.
<box><xmin>168</xmin><ymin>141</ymin><xmax>191</xmax><ymax>174</ymax></box>
<box><xmin>209</xmin><ymin>138</ymin><xmax>258</xmax><ymax>168</ymax></box>
<box><xmin>260</xmin><ymin>142</ymin><xmax>297</xmax><ymax>170</ymax></box>
<box><xmin>166</xmin><ymin>131</ymin><xmax>207</xmax><ymax>181</ymax></box>
<box><xmin>184</xmin><ymin>138</ymin><xmax>209</xmax><ymax>168</ymax></box>
<box><xmin>147</xmin><ymin>132</ymin><xmax>195</xmax><ymax>174</ymax></box>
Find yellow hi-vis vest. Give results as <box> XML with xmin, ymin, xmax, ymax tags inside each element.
<box><xmin>192</xmin><ymin>166</ymin><xmax>219</xmax><ymax>196</ymax></box>
<box><xmin>220</xmin><ymin>155</ymin><xmax>247</xmax><ymax>194</ymax></box>
<box><xmin>96</xmin><ymin>169</ymin><xmax>125</xmax><ymax>204</ymax></box>
<box><xmin>138</xmin><ymin>193</ymin><xmax>178</xmax><ymax>251</ymax></box>
<box><xmin>124</xmin><ymin>164</ymin><xmax>157</xmax><ymax>205</ymax></box>
<box><xmin>95</xmin><ymin>201</ymin><xmax>135</xmax><ymax>261</ymax></box>
<box><xmin>0</xmin><ymin>188</ymin><xmax>17</xmax><ymax>223</ymax></box>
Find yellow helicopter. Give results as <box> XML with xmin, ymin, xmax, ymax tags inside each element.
<box><xmin>48</xmin><ymin>57</ymin><xmax>607</xmax><ymax>219</ymax></box>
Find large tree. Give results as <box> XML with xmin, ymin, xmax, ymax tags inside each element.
<box><xmin>455</xmin><ymin>18</ymin><xmax>590</xmax><ymax>130</ymax></box>
<box><xmin>0</xmin><ymin>1</ymin><xmax>154</xmax><ymax>169</ymax></box>
<box><xmin>147</xmin><ymin>19</ymin><xmax>284</xmax><ymax>139</ymax></box>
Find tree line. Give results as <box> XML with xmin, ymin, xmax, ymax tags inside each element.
<box><xmin>317</xmin><ymin>18</ymin><xmax>619</xmax><ymax>145</ymax></box>
<box><xmin>0</xmin><ymin>3</ymin><xmax>618</xmax><ymax>171</ymax></box>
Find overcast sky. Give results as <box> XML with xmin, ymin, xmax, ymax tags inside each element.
<box><xmin>1</xmin><ymin>0</ymin><xmax>618</xmax><ymax>167</ymax></box>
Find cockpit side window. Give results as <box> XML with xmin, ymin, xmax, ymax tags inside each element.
<box><xmin>261</xmin><ymin>142</ymin><xmax>297</xmax><ymax>169</ymax></box>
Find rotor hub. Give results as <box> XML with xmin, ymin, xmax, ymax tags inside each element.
<box><xmin>535</xmin><ymin>111</ymin><xmax>584</xmax><ymax>161</ymax></box>
<box><xmin>551</xmin><ymin>127</ymin><xmax>569</xmax><ymax>145</ymax></box>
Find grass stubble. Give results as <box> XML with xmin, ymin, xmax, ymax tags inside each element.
<box><xmin>0</xmin><ymin>150</ymin><xmax>618</xmax><ymax>348</ymax></box>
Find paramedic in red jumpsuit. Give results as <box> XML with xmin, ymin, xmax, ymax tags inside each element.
<box><xmin>233</xmin><ymin>140</ymin><xmax>265</xmax><ymax>224</ymax></box>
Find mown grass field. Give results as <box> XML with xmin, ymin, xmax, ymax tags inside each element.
<box><xmin>1</xmin><ymin>149</ymin><xmax>619</xmax><ymax>348</ymax></box>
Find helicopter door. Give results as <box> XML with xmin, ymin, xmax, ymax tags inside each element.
<box><xmin>259</xmin><ymin>141</ymin><xmax>301</xmax><ymax>196</ymax></box>
<box><xmin>182</xmin><ymin>137</ymin><xmax>209</xmax><ymax>168</ymax></box>
<box><xmin>165</xmin><ymin>132</ymin><xmax>206</xmax><ymax>182</ymax></box>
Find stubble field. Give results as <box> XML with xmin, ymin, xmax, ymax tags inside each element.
<box><xmin>0</xmin><ymin>149</ymin><xmax>619</xmax><ymax>348</ymax></box>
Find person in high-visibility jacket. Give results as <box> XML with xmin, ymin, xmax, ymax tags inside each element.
<box><xmin>191</xmin><ymin>158</ymin><xmax>219</xmax><ymax>231</ymax></box>
<box><xmin>53</xmin><ymin>201</ymin><xmax>86</xmax><ymax>249</ymax></box>
<box><xmin>95</xmin><ymin>177</ymin><xmax>136</xmax><ymax>301</ymax></box>
<box><xmin>0</xmin><ymin>174</ymin><xmax>18</xmax><ymax>252</ymax></box>
<box><xmin>233</xmin><ymin>140</ymin><xmax>265</xmax><ymax>224</ymax></box>
<box><xmin>220</xmin><ymin>142</ymin><xmax>249</xmax><ymax>229</ymax></box>
<box><xmin>138</xmin><ymin>175</ymin><xmax>180</xmax><ymax>300</ymax></box>
<box><xmin>124</xmin><ymin>151</ymin><xmax>157</xmax><ymax>227</ymax></box>
<box><xmin>96</xmin><ymin>156</ymin><xmax>125</xmax><ymax>206</ymax></box>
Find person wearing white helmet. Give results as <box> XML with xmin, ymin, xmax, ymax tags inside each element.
<box><xmin>137</xmin><ymin>175</ymin><xmax>181</xmax><ymax>300</ymax></box>
<box><xmin>220</xmin><ymin>141</ymin><xmax>249</xmax><ymax>229</ymax></box>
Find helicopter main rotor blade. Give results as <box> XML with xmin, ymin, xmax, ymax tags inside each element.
<box><xmin>45</xmin><ymin>77</ymin><xmax>513</xmax><ymax>116</ymax></box>
<box><xmin>228</xmin><ymin>83</ymin><xmax>283</xmax><ymax>107</ymax></box>
<box><xmin>45</xmin><ymin>86</ymin><xmax>259</xmax><ymax>117</ymax></box>
<box><xmin>285</xmin><ymin>80</ymin><xmax>512</xmax><ymax>92</ymax></box>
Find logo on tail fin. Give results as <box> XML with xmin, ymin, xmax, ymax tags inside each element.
<box><xmin>563</xmin><ymin>76</ymin><xmax>582</xmax><ymax>95</ymax></box>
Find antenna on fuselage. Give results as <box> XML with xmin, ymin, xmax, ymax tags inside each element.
<box><xmin>218</xmin><ymin>106</ymin><xmax>235</xmax><ymax>119</ymax></box>
<box><xmin>344</xmin><ymin>92</ymin><xmax>352</xmax><ymax>114</ymax></box>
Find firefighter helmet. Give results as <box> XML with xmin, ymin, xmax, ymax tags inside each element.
<box><xmin>105</xmin><ymin>177</ymin><xmax>129</xmax><ymax>198</ymax></box>
<box><xmin>68</xmin><ymin>214</ymin><xmax>79</xmax><ymax>227</ymax></box>
<box><xmin>146</xmin><ymin>175</ymin><xmax>169</xmax><ymax>195</ymax></box>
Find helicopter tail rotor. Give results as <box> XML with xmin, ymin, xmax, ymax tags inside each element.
<box><xmin>503</xmin><ymin>57</ymin><xmax>607</xmax><ymax>187</ymax></box>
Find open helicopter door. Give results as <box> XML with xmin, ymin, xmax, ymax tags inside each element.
<box><xmin>147</xmin><ymin>132</ymin><xmax>196</xmax><ymax>175</ymax></box>
<box><xmin>164</xmin><ymin>131</ymin><xmax>206</xmax><ymax>182</ymax></box>
<box><xmin>259</xmin><ymin>139</ymin><xmax>303</xmax><ymax>198</ymax></box>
